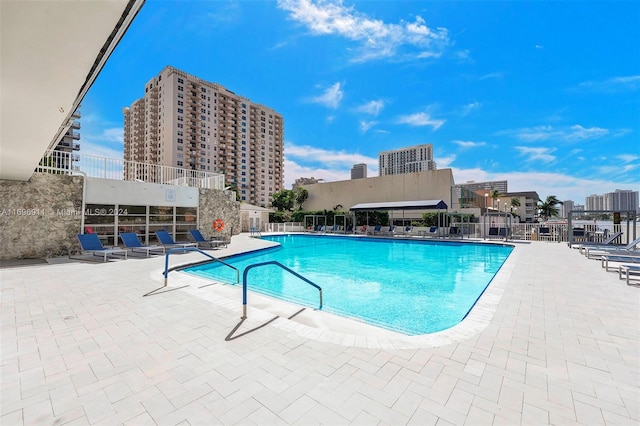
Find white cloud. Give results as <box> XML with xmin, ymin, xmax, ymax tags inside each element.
<box><xmin>616</xmin><ymin>154</ymin><xmax>639</xmax><ymax>163</ymax></box>
<box><xmin>479</xmin><ymin>72</ymin><xmax>504</xmax><ymax>80</ymax></box>
<box><xmin>461</xmin><ymin>101</ymin><xmax>480</xmax><ymax>116</ymax></box>
<box><xmin>397</xmin><ymin>112</ymin><xmax>445</xmax><ymax>129</ymax></box>
<box><xmin>284</xmin><ymin>141</ymin><xmax>378</xmax><ymax>188</ymax></box>
<box><xmin>277</xmin><ymin>0</ymin><xmax>449</xmax><ymax>62</ymax></box>
<box><xmin>578</xmin><ymin>75</ymin><xmax>640</xmax><ymax>92</ymax></box>
<box><xmin>435</xmin><ymin>154</ymin><xmax>456</xmax><ymax>168</ymax></box>
<box><xmin>515</xmin><ymin>146</ymin><xmax>556</xmax><ymax>162</ymax></box>
<box><xmin>310</xmin><ymin>82</ymin><xmax>344</xmax><ymax>109</ymax></box>
<box><xmin>448</xmin><ymin>166</ymin><xmax>640</xmax><ymax>203</ymax></box>
<box><xmin>504</xmin><ymin>124</ymin><xmax>609</xmax><ymax>142</ymax></box>
<box><xmin>453</xmin><ymin>140</ymin><xmax>486</xmax><ymax>149</ymax></box>
<box><xmin>360</xmin><ymin>120</ymin><xmax>377</xmax><ymax>132</ymax></box>
<box><xmin>355</xmin><ymin>99</ymin><xmax>384</xmax><ymax>116</ymax></box>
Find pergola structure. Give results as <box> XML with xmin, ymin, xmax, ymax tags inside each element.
<box><xmin>350</xmin><ymin>200</ymin><xmax>448</xmax><ymax>230</ymax></box>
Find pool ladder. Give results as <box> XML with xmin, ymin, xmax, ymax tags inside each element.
<box><xmin>242</xmin><ymin>261</ymin><xmax>322</xmax><ymax>319</ymax></box>
<box><xmin>250</xmin><ymin>227</ymin><xmax>262</xmax><ymax>238</ymax></box>
<box><xmin>155</xmin><ymin>249</ymin><xmax>322</xmax><ymax>320</ymax></box>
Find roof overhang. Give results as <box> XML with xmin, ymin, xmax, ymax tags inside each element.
<box><xmin>350</xmin><ymin>200</ymin><xmax>448</xmax><ymax>211</ymax></box>
<box><xmin>0</xmin><ymin>0</ymin><xmax>145</xmax><ymax>181</ymax></box>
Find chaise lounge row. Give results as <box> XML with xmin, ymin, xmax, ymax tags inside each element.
<box><xmin>76</xmin><ymin>229</ymin><xmax>227</xmax><ymax>262</ymax></box>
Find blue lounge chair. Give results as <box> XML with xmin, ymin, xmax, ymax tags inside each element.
<box><xmin>423</xmin><ymin>226</ymin><xmax>439</xmax><ymax>238</ymax></box>
<box><xmin>77</xmin><ymin>234</ymin><xmax>128</xmax><ymax>262</ymax></box>
<box><xmin>120</xmin><ymin>232</ymin><xmax>165</xmax><ymax>257</ymax></box>
<box><xmin>327</xmin><ymin>224</ymin><xmax>340</xmax><ymax>233</ymax></box>
<box><xmin>368</xmin><ymin>225</ymin><xmax>382</xmax><ymax>235</ymax></box>
<box><xmin>189</xmin><ymin>229</ymin><xmax>226</xmax><ymax>249</ymax></box>
<box><xmin>155</xmin><ymin>230</ymin><xmax>198</xmax><ymax>249</ymax></box>
<box><xmin>381</xmin><ymin>226</ymin><xmax>396</xmax><ymax>236</ymax></box>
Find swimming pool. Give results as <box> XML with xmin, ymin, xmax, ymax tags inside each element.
<box><xmin>185</xmin><ymin>234</ymin><xmax>513</xmax><ymax>335</ymax></box>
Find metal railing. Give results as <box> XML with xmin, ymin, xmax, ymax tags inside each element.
<box><xmin>163</xmin><ymin>247</ymin><xmax>238</xmax><ymax>284</ymax></box>
<box><xmin>37</xmin><ymin>149</ymin><xmax>226</xmax><ymax>190</ymax></box>
<box><xmin>241</xmin><ymin>261</ymin><xmax>322</xmax><ymax>319</ymax></box>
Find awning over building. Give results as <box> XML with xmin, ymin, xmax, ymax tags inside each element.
<box><xmin>350</xmin><ymin>200</ymin><xmax>448</xmax><ymax>211</ymax></box>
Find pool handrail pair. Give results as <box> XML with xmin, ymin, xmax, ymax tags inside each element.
<box><xmin>160</xmin><ymin>248</ymin><xmax>323</xmax><ymax>320</ymax></box>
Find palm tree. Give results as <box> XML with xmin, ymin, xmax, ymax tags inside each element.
<box><xmin>537</xmin><ymin>195</ymin><xmax>563</xmax><ymax>221</ymax></box>
<box><xmin>489</xmin><ymin>189</ymin><xmax>502</xmax><ymax>210</ymax></box>
<box><xmin>510</xmin><ymin>197</ymin><xmax>521</xmax><ymax>217</ymax></box>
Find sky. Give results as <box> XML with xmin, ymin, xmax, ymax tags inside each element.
<box><xmin>81</xmin><ymin>0</ymin><xmax>640</xmax><ymax>205</ymax></box>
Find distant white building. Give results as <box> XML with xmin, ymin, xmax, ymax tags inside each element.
<box><xmin>586</xmin><ymin>189</ymin><xmax>639</xmax><ymax>213</ymax></box>
<box><xmin>378</xmin><ymin>144</ymin><xmax>436</xmax><ymax>176</ymax></box>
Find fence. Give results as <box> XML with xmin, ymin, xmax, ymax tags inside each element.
<box><xmin>37</xmin><ymin>149</ymin><xmax>225</xmax><ymax>190</ymax></box>
<box><xmin>264</xmin><ymin>221</ymin><xmax>637</xmax><ymax>245</ymax></box>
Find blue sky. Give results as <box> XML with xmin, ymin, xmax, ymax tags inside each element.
<box><xmin>81</xmin><ymin>0</ymin><xmax>639</xmax><ymax>204</ymax></box>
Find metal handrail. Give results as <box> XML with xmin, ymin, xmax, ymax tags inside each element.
<box><xmin>163</xmin><ymin>247</ymin><xmax>239</xmax><ymax>287</ymax></box>
<box><xmin>250</xmin><ymin>227</ymin><xmax>262</xmax><ymax>238</ymax></box>
<box><xmin>241</xmin><ymin>261</ymin><xmax>322</xmax><ymax>319</ymax></box>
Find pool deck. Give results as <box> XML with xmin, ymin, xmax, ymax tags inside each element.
<box><xmin>1</xmin><ymin>233</ymin><xmax>638</xmax><ymax>425</ymax></box>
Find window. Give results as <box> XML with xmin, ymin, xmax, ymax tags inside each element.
<box><xmin>178</xmin><ymin>85</ymin><xmax>183</xmax><ymax>91</ymax></box>
<box><xmin>178</xmin><ymin>78</ymin><xmax>184</xmax><ymax>84</ymax></box>
<box><xmin>177</xmin><ymin>108</ymin><xmax>183</xmax><ymax>113</ymax></box>
<box><xmin>177</xmin><ymin>161</ymin><xmax>183</xmax><ymax>166</ymax></box>
<box><xmin>177</xmin><ymin>138</ymin><xmax>183</xmax><ymax>143</ymax></box>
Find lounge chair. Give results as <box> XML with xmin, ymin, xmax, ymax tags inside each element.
<box><xmin>580</xmin><ymin>234</ymin><xmax>637</xmax><ymax>256</ymax></box>
<box><xmin>327</xmin><ymin>224</ymin><xmax>341</xmax><ymax>233</ymax></box>
<box><xmin>618</xmin><ymin>265</ymin><xmax>640</xmax><ymax>285</ymax></box>
<box><xmin>600</xmin><ymin>253</ymin><xmax>640</xmax><ymax>271</ymax></box>
<box><xmin>423</xmin><ymin>226</ymin><xmax>439</xmax><ymax>238</ymax></box>
<box><xmin>538</xmin><ymin>227</ymin><xmax>553</xmax><ymax>241</ymax></box>
<box><xmin>120</xmin><ymin>232</ymin><xmax>165</xmax><ymax>257</ymax></box>
<box><xmin>381</xmin><ymin>226</ymin><xmax>396</xmax><ymax>236</ymax></box>
<box><xmin>189</xmin><ymin>229</ymin><xmax>226</xmax><ymax>249</ymax></box>
<box><xmin>447</xmin><ymin>226</ymin><xmax>462</xmax><ymax>239</ymax></box>
<box><xmin>356</xmin><ymin>225</ymin><xmax>368</xmax><ymax>235</ymax></box>
<box><xmin>488</xmin><ymin>227</ymin><xmax>499</xmax><ymax>239</ymax></box>
<box><xmin>368</xmin><ymin>225</ymin><xmax>382</xmax><ymax>235</ymax></box>
<box><xmin>77</xmin><ymin>234</ymin><xmax>128</xmax><ymax>262</ymax></box>
<box><xmin>155</xmin><ymin>230</ymin><xmax>198</xmax><ymax>249</ymax></box>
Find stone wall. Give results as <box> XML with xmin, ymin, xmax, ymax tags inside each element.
<box><xmin>0</xmin><ymin>173</ymin><xmax>84</xmax><ymax>259</ymax></box>
<box><xmin>0</xmin><ymin>173</ymin><xmax>241</xmax><ymax>260</ymax></box>
<box><xmin>198</xmin><ymin>189</ymin><xmax>240</xmax><ymax>243</ymax></box>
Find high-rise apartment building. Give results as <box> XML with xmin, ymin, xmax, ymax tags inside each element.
<box><xmin>52</xmin><ymin>108</ymin><xmax>80</xmax><ymax>169</ymax></box>
<box><xmin>350</xmin><ymin>163</ymin><xmax>367</xmax><ymax>179</ymax></box>
<box><xmin>586</xmin><ymin>190</ymin><xmax>639</xmax><ymax>213</ymax></box>
<box><xmin>123</xmin><ymin>66</ymin><xmax>284</xmax><ymax>207</ymax></box>
<box><xmin>378</xmin><ymin>144</ymin><xmax>436</xmax><ymax>176</ymax></box>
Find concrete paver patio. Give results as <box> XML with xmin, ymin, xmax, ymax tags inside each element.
<box><xmin>1</xmin><ymin>234</ymin><xmax>638</xmax><ymax>425</ymax></box>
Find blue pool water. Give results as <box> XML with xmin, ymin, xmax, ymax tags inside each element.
<box><xmin>185</xmin><ymin>235</ymin><xmax>513</xmax><ymax>335</ymax></box>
